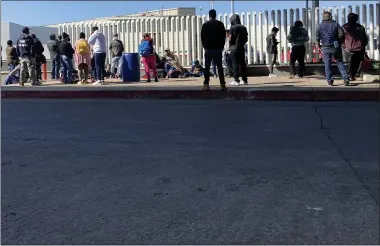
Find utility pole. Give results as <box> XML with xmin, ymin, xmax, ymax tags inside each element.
<box><xmin>210</xmin><ymin>0</ymin><xmax>214</xmax><ymax>10</ymax></box>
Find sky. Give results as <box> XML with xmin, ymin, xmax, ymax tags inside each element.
<box><xmin>0</xmin><ymin>0</ymin><xmax>377</xmax><ymax>26</ymax></box>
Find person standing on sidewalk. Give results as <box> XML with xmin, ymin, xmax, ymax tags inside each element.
<box><xmin>342</xmin><ymin>13</ymin><xmax>368</xmax><ymax>82</ymax></box>
<box><xmin>201</xmin><ymin>9</ymin><xmax>226</xmax><ymax>91</ymax></box>
<box><xmin>47</xmin><ymin>34</ymin><xmax>61</xmax><ymax>80</ymax></box>
<box><xmin>74</xmin><ymin>32</ymin><xmax>91</xmax><ymax>84</ymax></box>
<box><xmin>266</xmin><ymin>27</ymin><xmax>280</xmax><ymax>78</ymax></box>
<box><xmin>228</xmin><ymin>14</ymin><xmax>248</xmax><ymax>86</ymax></box>
<box><xmin>287</xmin><ymin>21</ymin><xmax>309</xmax><ymax>78</ymax></box>
<box><xmin>224</xmin><ymin>29</ymin><xmax>233</xmax><ymax>78</ymax></box>
<box><xmin>59</xmin><ymin>32</ymin><xmax>75</xmax><ymax>84</ymax></box>
<box><xmin>109</xmin><ymin>33</ymin><xmax>124</xmax><ymax>79</ymax></box>
<box><xmin>6</xmin><ymin>40</ymin><xmax>19</xmax><ymax>72</ymax></box>
<box><xmin>88</xmin><ymin>26</ymin><xmax>107</xmax><ymax>85</ymax></box>
<box><xmin>31</xmin><ymin>34</ymin><xmax>46</xmax><ymax>84</ymax></box>
<box><xmin>16</xmin><ymin>27</ymin><xmax>36</xmax><ymax>86</ymax></box>
<box><xmin>316</xmin><ymin>11</ymin><xmax>349</xmax><ymax>86</ymax></box>
<box><xmin>139</xmin><ymin>33</ymin><xmax>158</xmax><ymax>82</ymax></box>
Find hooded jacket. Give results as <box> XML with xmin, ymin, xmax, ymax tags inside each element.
<box><xmin>229</xmin><ymin>14</ymin><xmax>248</xmax><ymax>52</ymax></box>
<box><xmin>47</xmin><ymin>35</ymin><xmax>60</xmax><ymax>59</ymax></box>
<box><xmin>316</xmin><ymin>18</ymin><xmax>345</xmax><ymax>47</ymax></box>
<box><xmin>287</xmin><ymin>26</ymin><xmax>309</xmax><ymax>46</ymax></box>
<box><xmin>342</xmin><ymin>13</ymin><xmax>368</xmax><ymax>52</ymax></box>
<box><xmin>201</xmin><ymin>17</ymin><xmax>226</xmax><ymax>50</ymax></box>
<box><xmin>88</xmin><ymin>30</ymin><xmax>107</xmax><ymax>53</ymax></box>
<box><xmin>16</xmin><ymin>33</ymin><xmax>35</xmax><ymax>58</ymax></box>
<box><xmin>31</xmin><ymin>36</ymin><xmax>46</xmax><ymax>63</ymax></box>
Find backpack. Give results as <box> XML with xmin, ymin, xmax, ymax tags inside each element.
<box><xmin>76</xmin><ymin>39</ymin><xmax>90</xmax><ymax>55</ymax></box>
<box><xmin>139</xmin><ymin>40</ymin><xmax>151</xmax><ymax>57</ymax></box>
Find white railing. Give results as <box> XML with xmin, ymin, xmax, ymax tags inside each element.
<box><xmin>53</xmin><ymin>3</ymin><xmax>379</xmax><ymax>67</ymax></box>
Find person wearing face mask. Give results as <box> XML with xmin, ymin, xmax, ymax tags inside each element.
<box><xmin>109</xmin><ymin>33</ymin><xmax>124</xmax><ymax>79</ymax></box>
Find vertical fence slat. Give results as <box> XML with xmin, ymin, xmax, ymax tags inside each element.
<box><xmin>258</xmin><ymin>12</ymin><xmax>264</xmax><ymax>63</ymax></box>
<box><xmin>252</xmin><ymin>12</ymin><xmax>257</xmax><ymax>64</ymax></box>
<box><xmin>283</xmin><ymin>9</ymin><xmax>288</xmax><ymax>64</ymax></box>
<box><xmin>308</xmin><ymin>8</ymin><xmax>313</xmax><ymax>63</ymax></box>
<box><xmin>315</xmin><ymin>7</ymin><xmax>320</xmax><ymax>62</ymax></box>
<box><xmin>197</xmin><ymin>16</ymin><xmax>202</xmax><ymax>62</ymax></box>
<box><xmin>186</xmin><ymin>16</ymin><xmax>191</xmax><ymax>66</ymax></box>
<box><xmin>376</xmin><ymin>3</ymin><xmax>380</xmax><ymax>60</ymax></box>
<box><xmin>191</xmin><ymin>16</ymin><xmax>196</xmax><ymax>63</ymax></box>
<box><xmin>264</xmin><ymin>11</ymin><xmax>270</xmax><ymax>64</ymax></box>
<box><xmin>276</xmin><ymin>10</ymin><xmax>282</xmax><ymax>63</ymax></box>
<box><xmin>247</xmin><ymin>12</ymin><xmax>252</xmax><ymax>65</ymax></box>
<box><xmin>369</xmin><ymin>4</ymin><xmax>375</xmax><ymax>59</ymax></box>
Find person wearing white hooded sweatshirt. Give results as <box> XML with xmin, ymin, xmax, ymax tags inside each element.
<box><xmin>88</xmin><ymin>26</ymin><xmax>106</xmax><ymax>85</ymax></box>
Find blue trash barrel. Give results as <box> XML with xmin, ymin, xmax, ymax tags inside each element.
<box><xmin>122</xmin><ymin>53</ymin><xmax>140</xmax><ymax>83</ymax></box>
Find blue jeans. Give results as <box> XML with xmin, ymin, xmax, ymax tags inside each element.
<box><xmin>164</xmin><ymin>63</ymin><xmax>172</xmax><ymax>73</ymax></box>
<box><xmin>94</xmin><ymin>52</ymin><xmax>106</xmax><ymax>81</ymax></box>
<box><xmin>51</xmin><ymin>56</ymin><xmax>60</xmax><ymax>79</ymax></box>
<box><xmin>61</xmin><ymin>55</ymin><xmax>73</xmax><ymax>83</ymax></box>
<box><xmin>322</xmin><ymin>47</ymin><xmax>349</xmax><ymax>82</ymax></box>
<box><xmin>203</xmin><ymin>49</ymin><xmax>225</xmax><ymax>86</ymax></box>
<box><xmin>111</xmin><ymin>56</ymin><xmax>122</xmax><ymax>77</ymax></box>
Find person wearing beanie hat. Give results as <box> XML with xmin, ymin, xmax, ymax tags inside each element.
<box><xmin>59</xmin><ymin>32</ymin><xmax>75</xmax><ymax>83</ymax></box>
<box><xmin>47</xmin><ymin>33</ymin><xmax>61</xmax><ymax>80</ymax></box>
<box><xmin>88</xmin><ymin>26</ymin><xmax>107</xmax><ymax>85</ymax></box>
<box><xmin>16</xmin><ymin>26</ymin><xmax>37</xmax><ymax>86</ymax></box>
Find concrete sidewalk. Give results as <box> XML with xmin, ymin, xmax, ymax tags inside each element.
<box><xmin>1</xmin><ymin>76</ymin><xmax>379</xmax><ymax>100</ymax></box>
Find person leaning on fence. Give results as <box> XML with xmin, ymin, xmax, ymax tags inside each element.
<box><xmin>109</xmin><ymin>33</ymin><xmax>124</xmax><ymax>79</ymax></box>
<box><xmin>342</xmin><ymin>13</ymin><xmax>368</xmax><ymax>82</ymax></box>
<box><xmin>74</xmin><ymin>32</ymin><xmax>91</xmax><ymax>84</ymax></box>
<box><xmin>6</xmin><ymin>40</ymin><xmax>19</xmax><ymax>72</ymax></box>
<box><xmin>316</xmin><ymin>11</ymin><xmax>349</xmax><ymax>86</ymax></box>
<box><xmin>16</xmin><ymin>27</ymin><xmax>37</xmax><ymax>86</ymax></box>
<box><xmin>266</xmin><ymin>27</ymin><xmax>280</xmax><ymax>78</ymax></box>
<box><xmin>201</xmin><ymin>9</ymin><xmax>227</xmax><ymax>91</ymax></box>
<box><xmin>287</xmin><ymin>21</ymin><xmax>309</xmax><ymax>79</ymax></box>
<box><xmin>139</xmin><ymin>33</ymin><xmax>158</xmax><ymax>82</ymax></box>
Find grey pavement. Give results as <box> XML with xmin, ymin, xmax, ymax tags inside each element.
<box><xmin>1</xmin><ymin>100</ymin><xmax>379</xmax><ymax>244</ymax></box>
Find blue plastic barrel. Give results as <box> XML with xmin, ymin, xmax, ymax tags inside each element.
<box><xmin>122</xmin><ymin>53</ymin><xmax>140</xmax><ymax>83</ymax></box>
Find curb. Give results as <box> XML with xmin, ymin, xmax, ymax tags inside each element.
<box><xmin>1</xmin><ymin>89</ymin><xmax>379</xmax><ymax>101</ymax></box>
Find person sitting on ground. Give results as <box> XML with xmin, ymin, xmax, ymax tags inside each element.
<box><xmin>74</xmin><ymin>32</ymin><xmax>91</xmax><ymax>84</ymax></box>
<box><xmin>266</xmin><ymin>27</ymin><xmax>280</xmax><ymax>78</ymax></box>
<box><xmin>59</xmin><ymin>32</ymin><xmax>75</xmax><ymax>84</ymax></box>
<box><xmin>163</xmin><ymin>48</ymin><xmax>180</xmax><ymax>73</ymax></box>
<box><xmin>6</xmin><ymin>40</ymin><xmax>19</xmax><ymax>72</ymax></box>
<box><xmin>105</xmin><ymin>63</ymin><xmax>112</xmax><ymax>78</ymax></box>
<box><xmin>189</xmin><ymin>60</ymin><xmax>204</xmax><ymax>77</ymax></box>
<box><xmin>139</xmin><ymin>33</ymin><xmax>158</xmax><ymax>82</ymax></box>
<box><xmin>287</xmin><ymin>21</ymin><xmax>309</xmax><ymax>79</ymax></box>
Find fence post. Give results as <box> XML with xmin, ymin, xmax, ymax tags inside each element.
<box><xmin>252</xmin><ymin>12</ymin><xmax>257</xmax><ymax>64</ymax></box>
<box><xmin>376</xmin><ymin>3</ymin><xmax>380</xmax><ymax>60</ymax></box>
<box><xmin>283</xmin><ymin>9</ymin><xmax>288</xmax><ymax>64</ymax></box>
<box><xmin>247</xmin><ymin>12</ymin><xmax>252</xmax><ymax>65</ymax></box>
<box><xmin>369</xmin><ymin>4</ymin><xmax>375</xmax><ymax>59</ymax></box>
<box><xmin>258</xmin><ymin>12</ymin><xmax>264</xmax><ymax>63</ymax></box>
<box><xmin>43</xmin><ymin>63</ymin><xmax>47</xmax><ymax>81</ymax></box>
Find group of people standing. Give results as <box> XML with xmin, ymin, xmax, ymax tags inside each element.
<box><xmin>3</xmin><ymin>9</ymin><xmax>373</xmax><ymax>88</ymax></box>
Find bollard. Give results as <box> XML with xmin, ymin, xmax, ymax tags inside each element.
<box><xmin>43</xmin><ymin>63</ymin><xmax>47</xmax><ymax>81</ymax></box>
<box><xmin>122</xmin><ymin>53</ymin><xmax>140</xmax><ymax>83</ymax></box>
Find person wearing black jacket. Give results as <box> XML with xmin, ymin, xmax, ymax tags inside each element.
<box><xmin>200</xmin><ymin>9</ymin><xmax>226</xmax><ymax>91</ymax></box>
<box><xmin>266</xmin><ymin>27</ymin><xmax>280</xmax><ymax>77</ymax></box>
<box><xmin>31</xmin><ymin>34</ymin><xmax>46</xmax><ymax>84</ymax></box>
<box><xmin>59</xmin><ymin>32</ymin><xmax>75</xmax><ymax>84</ymax></box>
<box><xmin>16</xmin><ymin>27</ymin><xmax>37</xmax><ymax>86</ymax></box>
<box><xmin>229</xmin><ymin>14</ymin><xmax>248</xmax><ymax>86</ymax></box>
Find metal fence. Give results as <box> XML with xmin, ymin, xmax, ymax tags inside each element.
<box><xmin>53</xmin><ymin>3</ymin><xmax>380</xmax><ymax>67</ymax></box>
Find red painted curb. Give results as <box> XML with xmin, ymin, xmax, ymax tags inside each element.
<box><xmin>1</xmin><ymin>89</ymin><xmax>379</xmax><ymax>101</ymax></box>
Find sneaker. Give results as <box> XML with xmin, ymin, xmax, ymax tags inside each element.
<box><xmin>92</xmin><ymin>80</ymin><xmax>103</xmax><ymax>85</ymax></box>
<box><xmin>239</xmin><ymin>81</ymin><xmax>248</xmax><ymax>85</ymax></box>
<box><xmin>146</xmin><ymin>79</ymin><xmax>151</xmax><ymax>82</ymax></box>
<box><xmin>202</xmin><ymin>85</ymin><xmax>210</xmax><ymax>91</ymax></box>
<box><xmin>154</xmin><ymin>77</ymin><xmax>159</xmax><ymax>82</ymax></box>
<box><xmin>327</xmin><ymin>80</ymin><xmax>334</xmax><ymax>86</ymax></box>
<box><xmin>19</xmin><ymin>81</ymin><xmax>25</xmax><ymax>86</ymax></box>
<box><xmin>344</xmin><ymin>80</ymin><xmax>350</xmax><ymax>86</ymax></box>
<box><xmin>289</xmin><ymin>75</ymin><xmax>295</xmax><ymax>79</ymax></box>
<box><xmin>229</xmin><ymin>81</ymin><xmax>240</xmax><ymax>86</ymax></box>
<box><xmin>269</xmin><ymin>74</ymin><xmax>278</xmax><ymax>78</ymax></box>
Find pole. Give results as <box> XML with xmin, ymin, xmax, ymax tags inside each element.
<box><xmin>306</xmin><ymin>0</ymin><xmax>309</xmax><ymax>29</ymax></box>
<box><xmin>231</xmin><ymin>0</ymin><xmax>234</xmax><ymax>14</ymax></box>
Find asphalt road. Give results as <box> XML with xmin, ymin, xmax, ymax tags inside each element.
<box><xmin>1</xmin><ymin>100</ymin><xmax>379</xmax><ymax>244</ymax></box>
